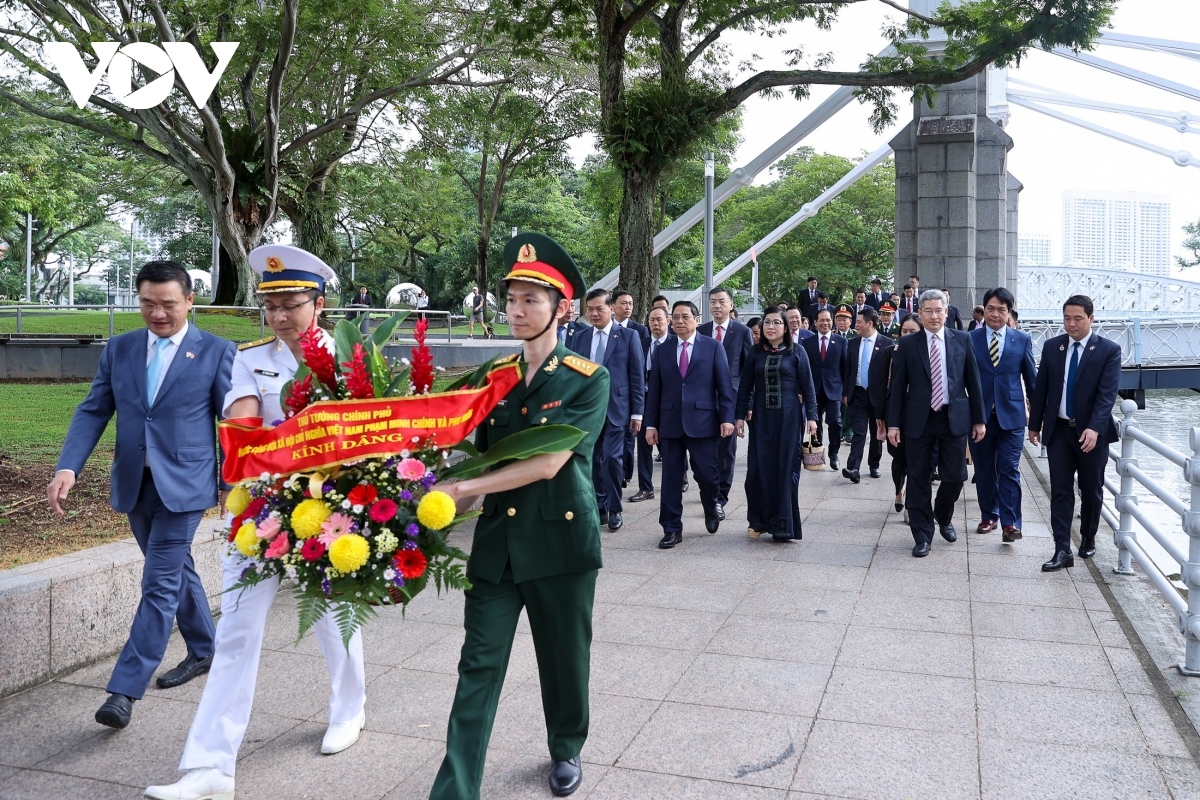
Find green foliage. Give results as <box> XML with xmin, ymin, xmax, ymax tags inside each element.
<box><xmin>603</xmin><ymin>79</ymin><xmax>724</xmax><ymax>174</ymax></box>
<box><xmin>442</xmin><ymin>424</ymin><xmax>587</xmax><ymax>480</ymax></box>
<box><xmin>1179</xmin><ymin>220</ymin><xmax>1200</xmax><ymax>270</ymax></box>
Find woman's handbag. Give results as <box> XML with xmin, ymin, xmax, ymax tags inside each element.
<box><xmin>801</xmin><ymin>435</ymin><xmax>826</xmax><ymax>471</ymax></box>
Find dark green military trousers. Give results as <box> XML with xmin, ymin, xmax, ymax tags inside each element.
<box><xmin>428</xmin><ymin>565</ymin><xmax>598</xmax><ymax>800</ymax></box>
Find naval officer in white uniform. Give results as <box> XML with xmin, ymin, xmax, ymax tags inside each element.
<box><xmin>146</xmin><ymin>245</ymin><xmax>368</xmax><ymax>800</ymax></box>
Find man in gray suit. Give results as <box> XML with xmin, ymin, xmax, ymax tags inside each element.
<box><xmin>47</xmin><ymin>261</ymin><xmax>235</xmax><ymax>729</ymax></box>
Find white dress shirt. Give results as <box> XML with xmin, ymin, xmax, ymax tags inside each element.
<box><xmin>647</xmin><ymin>335</ymin><xmax>669</xmax><ymax>371</ymax></box>
<box><xmin>591</xmin><ymin>319</ymin><xmax>614</xmax><ymax>363</ymax></box>
<box><xmin>146</xmin><ymin>321</ymin><xmax>189</xmax><ymax>404</ymax></box>
<box><xmin>1059</xmin><ymin>333</ymin><xmax>1091</xmax><ymax>420</ymax></box>
<box><xmin>925</xmin><ymin>328</ymin><xmax>949</xmax><ymax>407</ymax></box>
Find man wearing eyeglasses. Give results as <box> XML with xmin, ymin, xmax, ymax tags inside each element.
<box><xmin>48</xmin><ymin>261</ymin><xmax>235</xmax><ymax>735</ymax></box>
<box><xmin>146</xmin><ymin>246</ymin><xmax>367</xmax><ymax>800</ymax></box>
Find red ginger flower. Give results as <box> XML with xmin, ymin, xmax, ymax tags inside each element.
<box><xmin>342</xmin><ymin>342</ymin><xmax>374</xmax><ymax>399</ymax></box>
<box><xmin>300</xmin><ymin>328</ymin><xmax>338</xmax><ymax>392</ymax></box>
<box><xmin>284</xmin><ymin>374</ymin><xmax>314</xmax><ymax>418</ymax></box>
<box><xmin>411</xmin><ymin>316</ymin><xmax>434</xmax><ymax>395</ymax></box>
<box><xmin>394</xmin><ymin>548</ymin><xmax>427</xmax><ymax>579</ymax></box>
<box><xmin>347</xmin><ymin>484</ymin><xmax>378</xmax><ymax>507</ymax></box>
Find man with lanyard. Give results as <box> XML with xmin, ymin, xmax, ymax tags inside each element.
<box><xmin>429</xmin><ymin>233</ymin><xmax>608</xmax><ymax>799</ymax></box>
<box><xmin>146</xmin><ymin>245</ymin><xmax>367</xmax><ymax>800</ymax></box>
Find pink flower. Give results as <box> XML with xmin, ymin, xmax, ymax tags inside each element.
<box><xmin>369</xmin><ymin>499</ymin><xmax>398</xmax><ymax>523</ymax></box>
<box><xmin>264</xmin><ymin>533</ymin><xmax>291</xmax><ymax>559</ymax></box>
<box><xmin>256</xmin><ymin>516</ymin><xmax>281</xmax><ymax>540</ymax></box>
<box><xmin>397</xmin><ymin>458</ymin><xmax>428</xmax><ymax>481</ymax></box>
<box><xmin>318</xmin><ymin>512</ymin><xmax>354</xmax><ymax>547</ymax></box>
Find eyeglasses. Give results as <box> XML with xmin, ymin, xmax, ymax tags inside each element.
<box><xmin>670</xmin><ymin>314</ymin><xmax>695</xmax><ymax>321</ymax></box>
<box><xmin>762</xmin><ymin>319</ymin><xmax>785</xmax><ymax>325</ymax></box>
<box><xmin>139</xmin><ymin>299</ymin><xmax>183</xmax><ymax>313</ymax></box>
<box><xmin>263</xmin><ymin>298</ymin><xmax>314</xmax><ymax>316</ymax></box>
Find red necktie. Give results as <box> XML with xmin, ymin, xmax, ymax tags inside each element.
<box><xmin>820</xmin><ymin>336</ymin><xmax>827</xmax><ymax>360</ymax></box>
<box><xmin>716</xmin><ymin>325</ymin><xmax>724</xmax><ymax>342</ymax></box>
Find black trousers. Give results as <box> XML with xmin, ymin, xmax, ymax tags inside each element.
<box><xmin>846</xmin><ymin>387</ymin><xmax>882</xmax><ymax>471</ymax></box>
<box><xmin>623</xmin><ymin>427</ymin><xmax>635</xmax><ymax>483</ymax></box>
<box><xmin>1047</xmin><ymin>423</ymin><xmax>1109</xmax><ymax>554</ymax></box>
<box><xmin>904</xmin><ymin>408</ymin><xmax>968</xmax><ymax>545</ymax></box>
<box><xmin>636</xmin><ymin>424</ymin><xmax>655</xmax><ymax>493</ymax></box>
<box><xmin>814</xmin><ymin>392</ymin><xmax>842</xmax><ymax>458</ymax></box>
<box><xmin>715</xmin><ymin>429</ymin><xmax>737</xmax><ymax>505</ymax></box>
<box><xmin>659</xmin><ymin>435</ymin><xmax>720</xmax><ymax>534</ymax></box>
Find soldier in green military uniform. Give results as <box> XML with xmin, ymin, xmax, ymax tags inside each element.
<box><xmin>429</xmin><ymin>233</ymin><xmax>609</xmax><ymax>800</ymax></box>
<box><xmin>877</xmin><ymin>302</ymin><xmax>902</xmax><ymax>341</ymax></box>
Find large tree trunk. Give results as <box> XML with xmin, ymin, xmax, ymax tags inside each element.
<box><xmin>293</xmin><ymin>175</ymin><xmax>342</xmax><ymax>272</ymax></box>
<box><xmin>475</xmin><ymin>235</ymin><xmax>490</xmax><ymax>300</ymax></box>
<box><xmin>619</xmin><ymin>167</ymin><xmax>661</xmax><ymax>314</ymax></box>
<box><xmin>212</xmin><ymin>243</ymin><xmax>240</xmax><ymax>306</ymax></box>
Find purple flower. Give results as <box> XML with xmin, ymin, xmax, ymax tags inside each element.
<box><xmin>402</xmin><ymin>540</ymin><xmax>419</xmax><ymax>551</ymax></box>
<box><xmin>392</xmin><ymin>574</ymin><xmax>405</xmax><ymax>587</ymax></box>
<box><xmin>399</xmin><ymin>489</ymin><xmax>413</xmax><ymax>502</ymax></box>
<box><xmin>421</xmin><ymin>473</ymin><xmax>437</xmax><ymax>489</ymax></box>
<box><xmin>405</xmin><ymin>523</ymin><xmax>420</xmax><ymax>537</ymax></box>
<box><xmin>240</xmin><ymin>565</ymin><xmax>256</xmax><ymax>580</ymax></box>
<box><xmin>270</xmin><ymin>418</ymin><xmax>284</xmax><ymax>427</ymax></box>
<box><xmin>321</xmin><ymin>579</ymin><xmax>332</xmax><ymax>595</ymax></box>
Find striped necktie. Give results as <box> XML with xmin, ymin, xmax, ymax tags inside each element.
<box><xmin>929</xmin><ymin>335</ymin><xmax>945</xmax><ymax>411</ymax></box>
<box><xmin>989</xmin><ymin>331</ymin><xmax>1000</xmax><ymax>367</ymax></box>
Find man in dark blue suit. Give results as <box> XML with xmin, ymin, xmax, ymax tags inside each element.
<box><xmin>801</xmin><ymin>308</ymin><xmax>848</xmax><ymax>470</ymax></box>
<box><xmin>644</xmin><ymin>300</ymin><xmax>735</xmax><ymax>549</ymax></box>
<box><xmin>698</xmin><ymin>286</ymin><xmax>753</xmax><ymax>511</ymax></box>
<box><xmin>841</xmin><ymin>307</ymin><xmax>894</xmax><ymax>483</ymax></box>
<box><xmin>943</xmin><ymin>289</ymin><xmax>964</xmax><ymax>331</ymax></box>
<box><xmin>629</xmin><ymin>306</ymin><xmax>674</xmax><ymax>503</ymax></box>
<box><xmin>612</xmin><ymin>290</ymin><xmax>651</xmax><ymax>489</ymax></box>
<box><xmin>47</xmin><ymin>261</ymin><xmax>235</xmax><ymax>729</ymax></box>
<box><xmin>968</xmin><ymin>288</ymin><xmax>1037</xmax><ymax>543</ymax></box>
<box><xmin>887</xmin><ymin>290</ymin><xmax>986</xmax><ymax>558</ymax></box>
<box><xmin>570</xmin><ymin>288</ymin><xmax>644</xmax><ymax>530</ymax></box>
<box><xmin>866</xmin><ymin>278</ymin><xmax>887</xmax><ymax>310</ymax></box>
<box><xmin>557</xmin><ymin>300</ymin><xmax>586</xmax><ymax>347</ymax></box>
<box><xmin>1029</xmin><ymin>294</ymin><xmax>1122</xmax><ymax>571</ymax></box>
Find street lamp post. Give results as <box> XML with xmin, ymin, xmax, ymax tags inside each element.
<box><xmin>702</xmin><ymin>152</ymin><xmax>715</xmax><ymax>324</ymax></box>
<box><xmin>25</xmin><ymin>212</ymin><xmax>32</xmax><ymax>302</ymax></box>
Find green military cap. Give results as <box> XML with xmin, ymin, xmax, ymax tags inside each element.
<box><xmin>501</xmin><ymin>232</ymin><xmax>586</xmax><ymax>302</ymax></box>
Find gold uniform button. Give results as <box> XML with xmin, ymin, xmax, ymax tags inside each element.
<box><xmin>490</xmin><ymin>419</ymin><xmax>495</xmax><ymax>426</ymax></box>
<box><xmin>540</xmin><ymin>417</ymin><xmax>548</xmax><ymax>424</ymax></box>
<box><xmin>507</xmin><ymin>507</ymin><xmax>517</xmax><ymax>517</ymax></box>
<box><xmin>565</xmin><ymin>511</ymin><xmax>574</xmax><ymax>520</ymax></box>
<box><xmin>521</xmin><ymin>407</ymin><xmax>527</xmax><ymax>415</ymax></box>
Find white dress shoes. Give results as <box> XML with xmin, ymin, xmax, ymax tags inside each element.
<box><xmin>145</xmin><ymin>768</ymin><xmax>234</xmax><ymax>800</ymax></box>
<box><xmin>320</xmin><ymin>711</ymin><xmax>366</xmax><ymax>754</ymax></box>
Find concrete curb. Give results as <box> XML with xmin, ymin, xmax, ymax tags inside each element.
<box><xmin>0</xmin><ymin>518</ymin><xmax>226</xmax><ymax>698</ymax></box>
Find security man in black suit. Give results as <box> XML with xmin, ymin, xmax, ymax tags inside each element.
<box><xmin>943</xmin><ymin>289</ymin><xmax>964</xmax><ymax>331</ymax></box>
<box><xmin>698</xmin><ymin>285</ymin><xmax>754</xmax><ymax>512</ymax></box>
<box><xmin>800</xmin><ymin>276</ymin><xmax>819</xmax><ymax>311</ymax></box>
<box><xmin>801</xmin><ymin>307</ymin><xmax>848</xmax><ymax>471</ymax></box>
<box><xmin>1028</xmin><ymin>294</ymin><xmax>1122</xmax><ymax>571</ymax></box>
<box><xmin>887</xmin><ymin>290</ymin><xmax>986</xmax><ymax>558</ymax></box>
<box><xmin>866</xmin><ymin>278</ymin><xmax>887</xmax><ymax>310</ymax></box>
<box><xmin>629</xmin><ymin>306</ymin><xmax>674</xmax><ymax>503</ymax></box>
<box><xmin>612</xmin><ymin>290</ymin><xmax>650</xmax><ymax>489</ymax></box>
<box><xmin>841</xmin><ymin>307</ymin><xmax>894</xmax><ymax>483</ymax></box>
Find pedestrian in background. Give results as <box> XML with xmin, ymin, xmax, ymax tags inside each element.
<box><xmin>875</xmin><ymin>315</ymin><xmax>923</xmax><ymax>519</ymax></box>
<box><xmin>699</xmin><ymin>286</ymin><xmax>754</xmax><ymax>513</ymax></box>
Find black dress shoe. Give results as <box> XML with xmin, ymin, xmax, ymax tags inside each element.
<box><xmin>621</xmin><ymin>479</ymin><xmax>628</xmax><ymax>489</ymax></box>
<box><xmin>95</xmin><ymin>693</ymin><xmax>134</xmax><ymax>729</ymax></box>
<box><xmin>842</xmin><ymin>468</ymin><xmax>860</xmax><ymax>484</ymax></box>
<box><xmin>156</xmin><ymin>653</ymin><xmax>213</xmax><ymax>689</ymax></box>
<box><xmin>658</xmin><ymin>531</ymin><xmax>682</xmax><ymax>549</ymax></box>
<box><xmin>715</xmin><ymin>503</ymin><xmax>726</xmax><ymax>521</ymax></box>
<box><xmin>598</xmin><ymin>509</ymin><xmax>609</xmax><ymax>525</ymax></box>
<box><xmin>548</xmin><ymin>756</ymin><xmax>582</xmax><ymax>797</ymax></box>
<box><xmin>628</xmin><ymin>490</ymin><xmax>654</xmax><ymax>503</ymax></box>
<box><xmin>912</xmin><ymin>541</ymin><xmax>931</xmax><ymax>558</ymax></box>
<box><xmin>829</xmin><ymin>458</ymin><xmax>840</xmax><ymax>471</ymax></box>
<box><xmin>1079</xmin><ymin>538</ymin><xmax>1096</xmax><ymax>558</ymax></box>
<box><xmin>608</xmin><ymin>513</ymin><xmax>623</xmax><ymax>531</ymax></box>
<box><xmin>705</xmin><ymin>515</ymin><xmax>720</xmax><ymax>533</ymax></box>
<box><xmin>939</xmin><ymin>523</ymin><xmax>957</xmax><ymax>543</ymax></box>
<box><xmin>1042</xmin><ymin>551</ymin><xmax>1075</xmax><ymax>571</ymax></box>
<box><xmin>869</xmin><ymin>467</ymin><xmax>881</xmax><ymax>479</ymax></box>
<box><xmin>932</xmin><ymin>470</ymin><xmax>941</xmax><ymax>482</ymax></box>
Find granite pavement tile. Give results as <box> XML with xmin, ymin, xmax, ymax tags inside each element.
<box><xmin>706</xmin><ymin>615</ymin><xmax>847</xmax><ymax>666</ymax></box>
<box><xmin>0</xmin><ymin>682</ymin><xmax>111</xmax><ymax>767</ymax></box>
<box><xmin>654</xmin><ymin>553</ymin><xmax>771</xmax><ymax>584</ymax></box>
<box><xmin>597</xmin><ymin>546</ymin><xmax>668</xmax><ymax>576</ymax></box>
<box><xmin>1155</xmin><ymin>755</ymin><xmax>1200</xmax><ymax>800</ymax></box>
<box><xmin>818</xmin><ymin>666</ymin><xmax>977</xmax><ymax>736</ymax></box>
<box><xmin>623</xmin><ymin>578</ymin><xmax>753</xmax><ymax>614</ymax></box>
<box><xmin>976</xmin><ymin>680</ymin><xmax>1145</xmax><ymax>752</ymax></box>
<box><xmin>593</xmin><ymin>570</ymin><xmax>652</xmax><ymax>605</ymax></box>
<box><xmin>977</xmin><ymin>737</ymin><xmax>1169</xmax><ymax>800</ymax></box>
<box><xmin>360</xmin><ymin>668</ymin><xmax>461</xmax><ymax>742</ymax></box>
<box><xmin>792</xmin><ymin>719</ymin><xmax>979</xmax><ymax>800</ymax></box>
<box><xmin>858</xmin><ymin>565</ymin><xmax>970</xmax><ymax>600</ymax></box>
<box><xmin>591</xmin><ymin>768</ymin><xmax>790</xmax><ymax>799</ymax></box>
<box><xmin>618</xmin><ymin>702</ymin><xmax>811</xmax><ymax>789</ymax></box>
<box><xmin>589</xmin><ymin>640</ymin><xmax>698</xmax><ymax>701</ymax></box>
<box><xmin>1124</xmin><ymin>692</ymin><xmax>1194</xmax><ymax>759</ymax></box>
<box><xmin>1104</xmin><ymin>645</ymin><xmax>1161</xmax><ymax>697</ymax></box>
<box><xmin>755</xmin><ymin>561</ymin><xmax>867</xmax><ymax>593</ymax></box>
<box><xmin>867</xmin><ymin>544</ymin><xmax>967</xmax><ymax>573</ymax></box>
<box><xmin>667</xmin><ymin>653</ymin><xmax>831</xmax><ymax>718</ymax></box>
<box><xmin>769</xmin><ymin>542</ymin><xmax>875</xmax><ymax>568</ymax></box>
<box><xmin>850</xmin><ymin>593</ymin><xmax>972</xmax><ymax>635</ymax></box>
<box><xmin>965</xmin><ymin>551</ymin><xmax>1058</xmax><ymax>579</ymax></box>
<box><xmin>733</xmin><ymin>586</ymin><xmax>860</xmax><ymax>626</ymax></box>
<box><xmin>1085</xmin><ymin>607</ymin><xmax>1135</xmax><ymax>649</ymax></box>
<box><xmin>974</xmin><ymin>636</ymin><xmax>1119</xmax><ymax>690</ymax></box>
<box><xmin>837</xmin><ymin>625</ymin><xmax>975</xmax><ymax>679</ymax></box>
<box><xmin>970</xmin><ymin>601</ymin><xmax>1100</xmax><ymax>646</ymax></box>
<box><xmin>593</xmin><ymin>604</ymin><xmax>726</xmax><ymax>652</ymax></box>
<box><xmin>0</xmin><ymin>769</ymin><xmax>143</xmax><ymax>799</ymax></box>
<box><xmin>969</xmin><ymin>572</ymin><xmax>1084</xmax><ymax>609</ymax></box>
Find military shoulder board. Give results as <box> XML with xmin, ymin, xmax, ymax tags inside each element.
<box><xmin>562</xmin><ymin>355</ymin><xmax>599</xmax><ymax>377</ymax></box>
<box><xmin>494</xmin><ymin>353</ymin><xmax>520</xmax><ymax>365</ymax></box>
<box><xmin>238</xmin><ymin>335</ymin><xmax>277</xmax><ymax>351</ymax></box>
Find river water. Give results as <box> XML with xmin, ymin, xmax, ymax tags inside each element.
<box><xmin>1102</xmin><ymin>390</ymin><xmax>1200</xmax><ymax>585</ymax></box>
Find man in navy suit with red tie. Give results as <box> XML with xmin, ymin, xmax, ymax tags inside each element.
<box><xmin>1029</xmin><ymin>294</ymin><xmax>1122</xmax><ymax>572</ymax></box>
<box><xmin>968</xmin><ymin>288</ymin><xmax>1037</xmax><ymax>543</ymax></box>
<box><xmin>801</xmin><ymin>308</ymin><xmax>848</xmax><ymax>471</ymax></box>
<box><xmin>644</xmin><ymin>301</ymin><xmax>735</xmax><ymax>549</ymax></box>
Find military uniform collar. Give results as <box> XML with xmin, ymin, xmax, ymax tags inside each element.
<box><xmin>521</xmin><ymin>340</ymin><xmax>570</xmax><ymax>397</ymax></box>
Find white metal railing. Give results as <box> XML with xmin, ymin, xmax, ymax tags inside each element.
<box><xmin>0</xmin><ymin>304</ymin><xmax>458</xmax><ymax>342</ymax></box>
<box><xmin>1021</xmin><ymin>316</ymin><xmax>1200</xmax><ymax>368</ymax></box>
<box><xmin>1103</xmin><ymin>399</ymin><xmax>1200</xmax><ymax>675</ymax></box>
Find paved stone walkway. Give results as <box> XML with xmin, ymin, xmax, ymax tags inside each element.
<box><xmin>2</xmin><ymin>444</ymin><xmax>1199</xmax><ymax>799</ymax></box>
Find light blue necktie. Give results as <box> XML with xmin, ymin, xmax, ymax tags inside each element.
<box><xmin>146</xmin><ymin>336</ymin><xmax>171</xmax><ymax>405</ymax></box>
<box><xmin>859</xmin><ymin>338</ymin><xmax>871</xmax><ymax>388</ymax></box>
<box><xmin>593</xmin><ymin>329</ymin><xmax>607</xmax><ymax>364</ymax></box>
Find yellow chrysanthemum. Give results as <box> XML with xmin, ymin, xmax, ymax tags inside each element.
<box><xmin>417</xmin><ymin>490</ymin><xmax>456</xmax><ymax>531</ymax></box>
<box><xmin>226</xmin><ymin>485</ymin><xmax>251</xmax><ymax>516</ymax></box>
<box><xmin>329</xmin><ymin>534</ymin><xmax>370</xmax><ymax>573</ymax></box>
<box><xmin>291</xmin><ymin>498</ymin><xmax>333</xmax><ymax>539</ymax></box>
<box><xmin>234</xmin><ymin>521</ymin><xmax>260</xmax><ymax>557</ymax></box>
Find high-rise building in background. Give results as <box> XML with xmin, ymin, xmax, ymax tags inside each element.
<box><xmin>1062</xmin><ymin>190</ymin><xmax>1171</xmax><ymax>276</ymax></box>
<box><xmin>1018</xmin><ymin>233</ymin><xmax>1052</xmax><ymax>266</ymax></box>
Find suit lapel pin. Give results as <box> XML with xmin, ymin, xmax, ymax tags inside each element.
<box><xmin>1059</xmin><ymin>345</ymin><xmax>1066</xmax><ymax>351</ymax></box>
<box><xmin>1089</xmin><ymin>345</ymin><xmax>1095</xmax><ymax>350</ymax></box>
<box><xmin>185</xmin><ymin>351</ymin><xmax>195</xmax><ymax>359</ymax></box>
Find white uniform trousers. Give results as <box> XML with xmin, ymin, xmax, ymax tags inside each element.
<box><xmin>179</xmin><ymin>548</ymin><xmax>366</xmax><ymax>777</ymax></box>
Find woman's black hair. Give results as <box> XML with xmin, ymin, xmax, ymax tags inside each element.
<box><xmin>757</xmin><ymin>307</ymin><xmax>794</xmax><ymax>353</ymax></box>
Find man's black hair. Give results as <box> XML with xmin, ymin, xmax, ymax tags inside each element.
<box><xmin>586</xmin><ymin>287</ymin><xmax>611</xmax><ymax>304</ymax></box>
<box><xmin>612</xmin><ymin>289</ymin><xmax>632</xmax><ymax>302</ymax></box>
<box><xmin>857</xmin><ymin>306</ymin><xmax>880</xmax><ymax>327</ymax></box>
<box><xmin>1063</xmin><ymin>294</ymin><xmax>1093</xmax><ymax>317</ymax></box>
<box><xmin>671</xmin><ymin>300</ymin><xmax>699</xmax><ymax>317</ymax></box>
<box><xmin>816</xmin><ymin>291</ymin><xmax>828</xmax><ymax>300</ymax></box>
<box><xmin>807</xmin><ymin>276</ymin><xmax>818</xmax><ymax>283</ymax></box>
<box><xmin>709</xmin><ymin>285</ymin><xmax>733</xmax><ymax>300</ymax></box>
<box><xmin>136</xmin><ymin>260</ymin><xmax>191</xmax><ymax>294</ymax></box>
<box><xmin>982</xmin><ymin>287</ymin><xmax>1016</xmax><ymax>312</ymax></box>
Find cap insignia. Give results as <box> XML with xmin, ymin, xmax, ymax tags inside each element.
<box><xmin>517</xmin><ymin>244</ymin><xmax>538</xmax><ymax>263</ymax></box>
<box><xmin>265</xmin><ymin>255</ymin><xmax>285</xmax><ymax>273</ymax></box>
